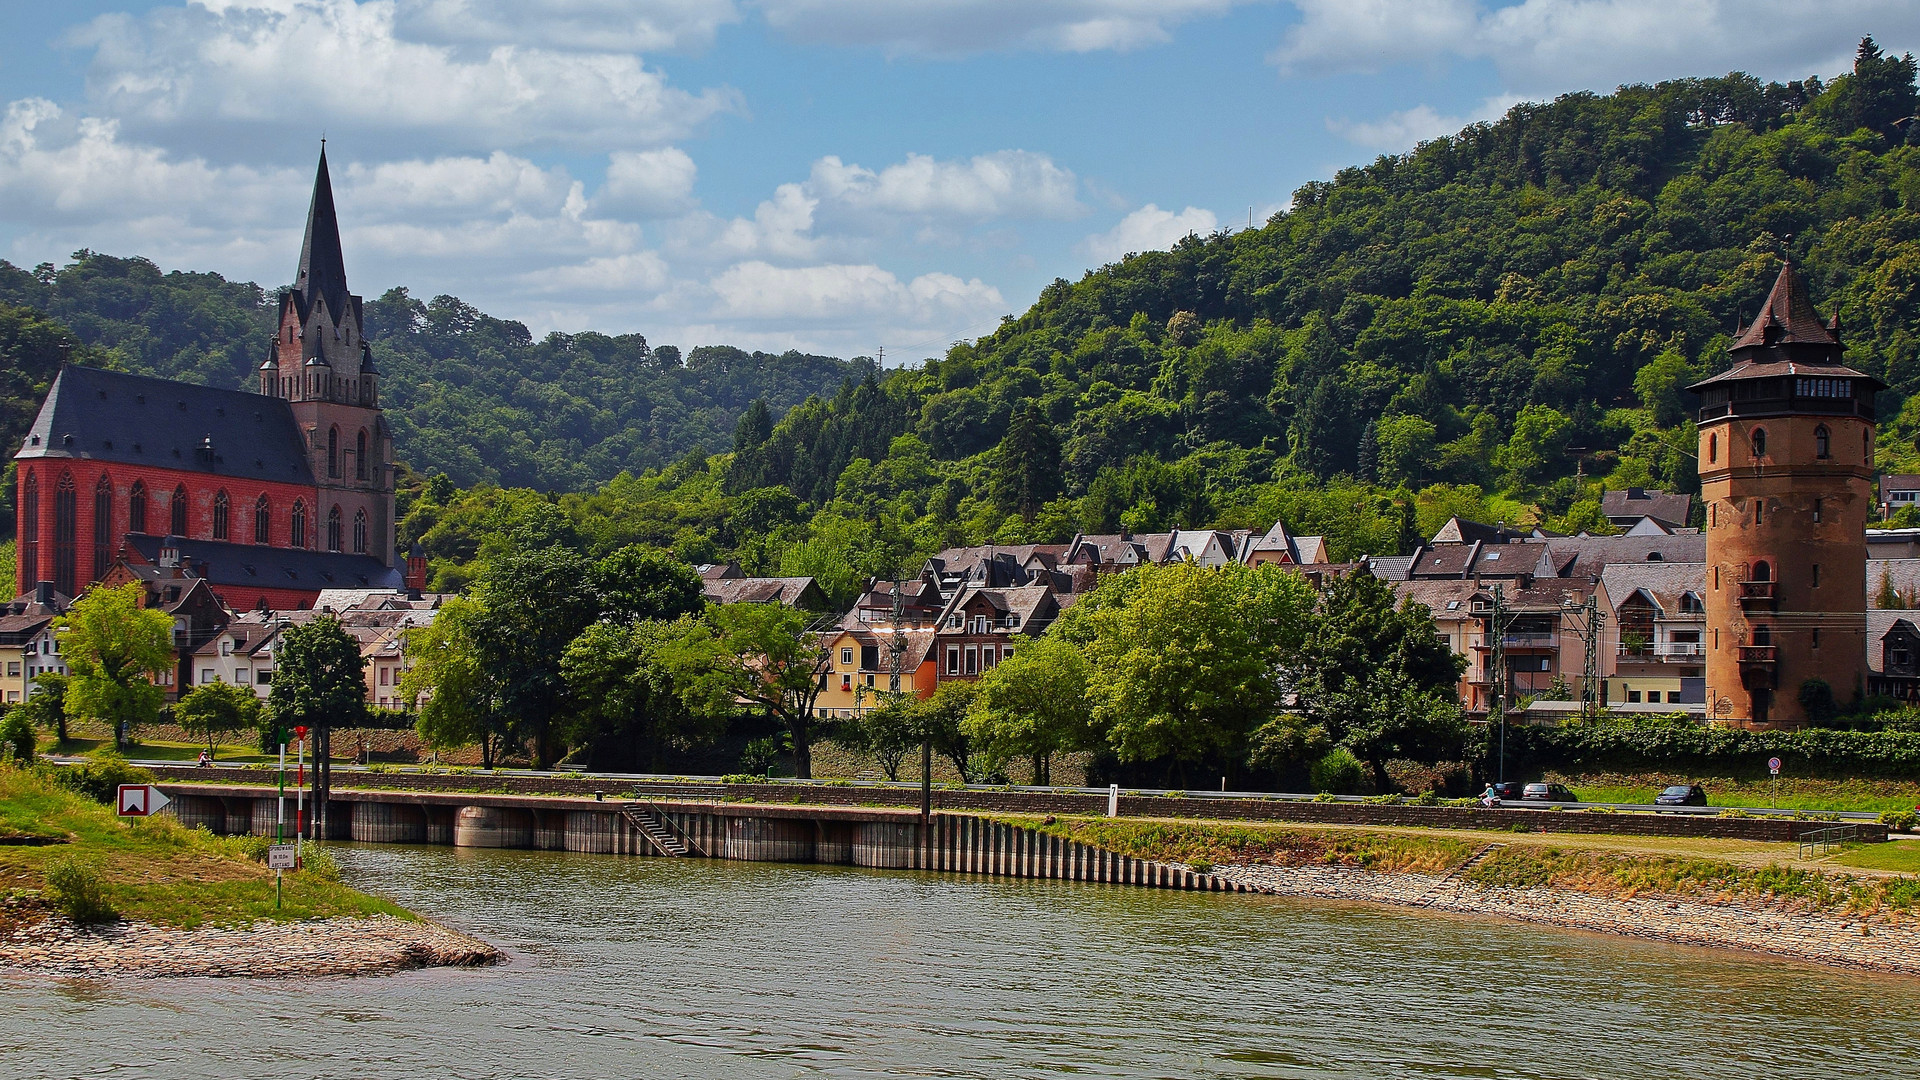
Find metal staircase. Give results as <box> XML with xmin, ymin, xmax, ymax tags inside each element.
<box><xmin>620</xmin><ymin>804</ymin><xmax>692</xmax><ymax>857</ymax></box>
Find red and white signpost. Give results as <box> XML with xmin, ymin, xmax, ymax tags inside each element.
<box><xmin>116</xmin><ymin>785</ymin><xmax>171</xmax><ymax>817</ymax></box>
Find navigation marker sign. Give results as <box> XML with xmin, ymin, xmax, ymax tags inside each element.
<box><xmin>116</xmin><ymin>785</ymin><xmax>171</xmax><ymax>817</ymax></box>
<box><xmin>266</xmin><ymin>844</ymin><xmax>298</xmax><ymax>870</ymax></box>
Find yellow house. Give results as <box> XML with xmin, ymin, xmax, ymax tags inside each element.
<box><xmin>814</xmin><ymin>628</ymin><xmax>937</xmax><ymax>720</ymax></box>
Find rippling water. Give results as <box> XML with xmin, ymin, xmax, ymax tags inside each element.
<box><xmin>6</xmin><ymin>844</ymin><xmax>1920</xmax><ymax>1079</ymax></box>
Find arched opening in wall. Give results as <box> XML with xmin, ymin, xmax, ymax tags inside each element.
<box><xmin>53</xmin><ymin>472</ymin><xmax>76</xmax><ymax>598</ymax></box>
<box><xmin>170</xmin><ymin>485</ymin><xmax>188</xmax><ymax>537</ymax></box>
<box><xmin>356</xmin><ymin>429</ymin><xmax>368</xmax><ymax>481</ymax></box>
<box><xmin>1751</xmin><ymin>560</ymin><xmax>1771</xmax><ymax>582</ymax></box>
<box><xmin>353</xmin><ymin>509</ymin><xmax>367</xmax><ymax>554</ymax></box>
<box><xmin>1815</xmin><ymin>425</ymin><xmax>1830</xmax><ymax>459</ymax></box>
<box><xmin>93</xmin><ymin>475</ymin><xmax>112</xmax><ymax>580</ymax></box>
<box><xmin>212</xmin><ymin>490</ymin><xmax>229</xmax><ymax>541</ymax></box>
<box><xmin>291</xmin><ymin>501</ymin><xmax>307</xmax><ymax>549</ymax></box>
<box><xmin>1752</xmin><ymin>428</ymin><xmax>1767</xmax><ymax>457</ymax></box>
<box><xmin>1708</xmin><ymin>432</ymin><xmax>1717</xmax><ymax>462</ymax></box>
<box><xmin>255</xmin><ymin>495</ymin><xmax>271</xmax><ymax>544</ymax></box>
<box><xmin>328</xmin><ymin>427</ymin><xmax>340</xmax><ymax>479</ymax></box>
<box><xmin>129</xmin><ymin>481</ymin><xmax>146</xmax><ymax>534</ymax></box>
<box><xmin>19</xmin><ymin>470</ymin><xmax>38</xmax><ymax>587</ymax></box>
<box><xmin>327</xmin><ymin>505</ymin><xmax>342</xmax><ymax>552</ymax></box>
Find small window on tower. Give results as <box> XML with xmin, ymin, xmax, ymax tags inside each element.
<box><xmin>1751</xmin><ymin>428</ymin><xmax>1767</xmax><ymax>457</ymax></box>
<box><xmin>1815</xmin><ymin>425</ymin><xmax>1830</xmax><ymax>459</ymax></box>
<box><xmin>1708</xmin><ymin>433</ymin><xmax>1717</xmax><ymax>462</ymax></box>
<box><xmin>1814</xmin><ymin>498</ymin><xmax>1823</xmax><ymax>523</ymax></box>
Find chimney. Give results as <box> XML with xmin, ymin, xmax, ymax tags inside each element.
<box><xmin>194</xmin><ymin>561</ymin><xmax>211</xmax><ymax>580</ymax></box>
<box><xmin>35</xmin><ymin>581</ymin><xmax>53</xmax><ymax>607</ymax></box>
<box><xmin>405</xmin><ymin>541</ymin><xmax>428</xmax><ymax>599</ymax></box>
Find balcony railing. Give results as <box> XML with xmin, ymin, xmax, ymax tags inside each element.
<box><xmin>1737</xmin><ymin>580</ymin><xmax>1776</xmax><ymax>611</ymax></box>
<box><xmin>1502</xmin><ymin>632</ymin><xmax>1557</xmax><ymax>648</ymax></box>
<box><xmin>1737</xmin><ymin>645</ymin><xmax>1777</xmax><ymax>665</ymax></box>
<box><xmin>1618</xmin><ymin>642</ymin><xmax>1705</xmax><ymax>661</ymax></box>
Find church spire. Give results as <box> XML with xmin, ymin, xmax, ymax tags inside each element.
<box><xmin>296</xmin><ymin>145</ymin><xmax>351</xmax><ymax>326</ymax></box>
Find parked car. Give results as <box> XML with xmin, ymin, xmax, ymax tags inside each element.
<box><xmin>1490</xmin><ymin>781</ymin><xmax>1527</xmax><ymax>801</ymax></box>
<box><xmin>1522</xmin><ymin>782</ymin><xmax>1578</xmax><ymax>802</ymax></box>
<box><xmin>1654</xmin><ymin>784</ymin><xmax>1708</xmax><ymax>806</ymax></box>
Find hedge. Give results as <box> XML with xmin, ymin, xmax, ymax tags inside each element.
<box><xmin>1494</xmin><ymin>716</ymin><xmax>1920</xmax><ymax>779</ymax></box>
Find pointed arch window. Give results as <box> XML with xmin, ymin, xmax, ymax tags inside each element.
<box><xmin>93</xmin><ymin>475</ymin><xmax>113</xmax><ymax>579</ymax></box>
<box><xmin>291</xmin><ymin>501</ymin><xmax>307</xmax><ymax>549</ymax></box>
<box><xmin>352</xmin><ymin>509</ymin><xmax>368</xmax><ymax>554</ymax></box>
<box><xmin>326</xmin><ymin>505</ymin><xmax>343</xmax><ymax>552</ymax></box>
<box><xmin>53</xmin><ymin>473</ymin><xmax>76</xmax><ymax>598</ymax></box>
<box><xmin>356</xmin><ymin>429</ymin><xmax>369</xmax><ymax>481</ymax></box>
<box><xmin>129</xmin><ymin>481</ymin><xmax>147</xmax><ymax>534</ymax></box>
<box><xmin>1815</xmin><ymin>425</ymin><xmax>1830</xmax><ymax>460</ymax></box>
<box><xmin>1751</xmin><ymin>428</ymin><xmax>1767</xmax><ymax>457</ymax></box>
<box><xmin>19</xmin><ymin>471</ymin><xmax>38</xmax><ymax>588</ymax></box>
<box><xmin>328</xmin><ymin>426</ymin><xmax>340</xmax><ymax>478</ymax></box>
<box><xmin>255</xmin><ymin>495</ymin><xmax>272</xmax><ymax>544</ymax></box>
<box><xmin>171</xmin><ymin>484</ymin><xmax>188</xmax><ymax>537</ymax></box>
<box><xmin>212</xmin><ymin>490</ymin><xmax>230</xmax><ymax>540</ymax></box>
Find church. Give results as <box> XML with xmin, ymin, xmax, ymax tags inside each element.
<box><xmin>12</xmin><ymin>150</ymin><xmax>409</xmax><ymax>612</ymax></box>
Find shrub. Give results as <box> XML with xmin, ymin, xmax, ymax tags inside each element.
<box><xmin>301</xmin><ymin>846</ymin><xmax>342</xmax><ymax>882</ymax></box>
<box><xmin>1879</xmin><ymin>810</ymin><xmax>1917</xmax><ymax>834</ymax></box>
<box><xmin>46</xmin><ymin>752</ymin><xmax>151</xmax><ymax>803</ymax></box>
<box><xmin>1411</xmin><ymin>790</ymin><xmax>1440</xmax><ymax>806</ymax></box>
<box><xmin>1188</xmin><ymin>861</ymin><xmax>1214</xmax><ymax>874</ymax></box>
<box><xmin>1309</xmin><ymin>748</ymin><xmax>1365</xmax><ymax>795</ymax></box>
<box><xmin>1312</xmin><ymin>791</ymin><xmax>1338</xmax><ymax>802</ymax></box>
<box><xmin>43</xmin><ymin>856</ymin><xmax>115</xmax><ymax>924</ymax></box>
<box><xmin>0</xmin><ymin>708</ymin><xmax>35</xmax><ymax>764</ymax></box>
<box><xmin>720</xmin><ymin>773</ymin><xmax>766</xmax><ymax>785</ymax></box>
<box><xmin>1363</xmin><ymin>793</ymin><xmax>1403</xmax><ymax>805</ymax></box>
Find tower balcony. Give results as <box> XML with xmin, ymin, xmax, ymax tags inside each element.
<box><xmin>1737</xmin><ymin>580</ymin><xmax>1776</xmax><ymax>611</ymax></box>
<box><xmin>1737</xmin><ymin>645</ymin><xmax>1777</xmax><ymax>690</ymax></box>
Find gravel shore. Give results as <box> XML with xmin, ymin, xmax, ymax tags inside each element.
<box><xmin>1214</xmin><ymin>862</ymin><xmax>1920</xmax><ymax>976</ymax></box>
<box><xmin>0</xmin><ymin>913</ymin><xmax>500</xmax><ymax>978</ymax></box>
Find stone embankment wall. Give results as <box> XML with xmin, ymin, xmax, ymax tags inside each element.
<box><xmin>145</xmin><ymin>766</ymin><xmax>1890</xmax><ymax>844</ymax></box>
<box><xmin>1216</xmin><ymin>863</ymin><xmax>1920</xmax><ymax>977</ymax></box>
<box><xmin>0</xmin><ymin>915</ymin><xmax>498</xmax><ymax>978</ymax></box>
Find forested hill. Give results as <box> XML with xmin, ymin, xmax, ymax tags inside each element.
<box><xmin>0</xmin><ymin>257</ymin><xmax>862</xmax><ymax>492</ymax></box>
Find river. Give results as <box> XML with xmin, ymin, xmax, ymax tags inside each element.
<box><xmin>5</xmin><ymin>844</ymin><xmax>1920</xmax><ymax>1079</ymax></box>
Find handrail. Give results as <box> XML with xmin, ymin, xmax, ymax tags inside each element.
<box><xmin>1738</xmin><ymin>645</ymin><xmax>1777</xmax><ymax>663</ymax></box>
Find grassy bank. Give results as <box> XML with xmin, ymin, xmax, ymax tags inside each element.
<box><xmin>0</xmin><ymin>765</ymin><xmax>408</xmax><ymax>929</ymax></box>
<box><xmin>1556</xmin><ymin>774</ymin><xmax>1920</xmax><ymax>815</ymax></box>
<box><xmin>1007</xmin><ymin>814</ymin><xmax>1920</xmax><ymax>917</ymax></box>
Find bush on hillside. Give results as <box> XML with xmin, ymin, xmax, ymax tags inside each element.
<box><xmin>1309</xmin><ymin>748</ymin><xmax>1366</xmax><ymax>794</ymax></box>
<box><xmin>43</xmin><ymin>855</ymin><xmax>116</xmax><ymax>924</ymax></box>
<box><xmin>44</xmin><ymin>752</ymin><xmax>152</xmax><ymax>804</ymax></box>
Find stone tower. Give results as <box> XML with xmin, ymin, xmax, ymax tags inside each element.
<box><xmin>259</xmin><ymin>147</ymin><xmax>395</xmax><ymax>566</ymax></box>
<box><xmin>1689</xmin><ymin>261</ymin><xmax>1882</xmax><ymax>725</ymax></box>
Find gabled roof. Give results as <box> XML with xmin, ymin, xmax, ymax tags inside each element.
<box><xmin>128</xmin><ymin>533</ymin><xmax>403</xmax><ymax>593</ymax></box>
<box><xmin>15</xmin><ymin>366</ymin><xmax>315</xmax><ymax>484</ymax></box>
<box><xmin>1600</xmin><ymin>561</ymin><xmax>1706</xmax><ymax>616</ymax></box>
<box><xmin>1429</xmin><ymin>517</ymin><xmax>1530</xmax><ymax>545</ymax></box>
<box><xmin>1536</xmin><ymin>534</ymin><xmax>1706</xmax><ymax>580</ymax></box>
<box><xmin>702</xmin><ymin>576</ymin><xmax>828</xmax><ymax>610</ymax></box>
<box><xmin>1601</xmin><ymin>488</ymin><xmax>1691</xmax><ymax>527</ymax></box>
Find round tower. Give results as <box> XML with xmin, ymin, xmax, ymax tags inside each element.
<box><xmin>1689</xmin><ymin>261</ymin><xmax>1883</xmax><ymax>725</ymax></box>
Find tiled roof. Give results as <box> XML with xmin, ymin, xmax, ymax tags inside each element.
<box><xmin>1600</xmin><ymin>488</ymin><xmax>1692</xmax><ymax>526</ymax></box>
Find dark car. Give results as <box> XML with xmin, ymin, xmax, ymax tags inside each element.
<box><xmin>1654</xmin><ymin>784</ymin><xmax>1708</xmax><ymax>806</ymax></box>
<box><xmin>1490</xmin><ymin>781</ymin><xmax>1527</xmax><ymax>801</ymax></box>
<box><xmin>1522</xmin><ymin>782</ymin><xmax>1578</xmax><ymax>802</ymax></box>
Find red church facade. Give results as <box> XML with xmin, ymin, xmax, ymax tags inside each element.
<box><xmin>13</xmin><ymin>150</ymin><xmax>404</xmax><ymax>611</ymax></box>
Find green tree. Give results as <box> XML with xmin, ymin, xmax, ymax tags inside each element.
<box><xmin>269</xmin><ymin>616</ymin><xmax>368</xmax><ymax>834</ymax></box>
<box><xmin>14</xmin><ymin>672</ymin><xmax>70</xmax><ymax>744</ymax></box>
<box><xmin>560</xmin><ymin>617</ymin><xmax>718</xmax><ymax>771</ymax></box>
<box><xmin>399</xmin><ymin>597</ymin><xmax>510</xmax><ymax>769</ymax></box>
<box><xmin>1494</xmin><ymin>405</ymin><xmax>1571</xmax><ymax>490</ymax></box>
<box><xmin>834</xmin><ymin>697</ymin><xmax>921</xmax><ymax>781</ymax></box>
<box><xmin>468</xmin><ymin>542</ymin><xmax>600</xmax><ymax>769</ymax></box>
<box><xmin>57</xmin><ymin>583</ymin><xmax>172</xmax><ymax>750</ymax></box>
<box><xmin>991</xmin><ymin>402</ymin><xmax>1063</xmax><ymax>520</ymax></box>
<box><xmin>175</xmin><ymin>680</ymin><xmax>261</xmax><ymax>757</ymax></box>
<box><xmin>1077</xmin><ymin>562</ymin><xmax>1315</xmax><ymax>779</ymax></box>
<box><xmin>664</xmin><ymin>603</ymin><xmax>830</xmax><ymax>778</ymax></box>
<box><xmin>919</xmin><ymin>679</ymin><xmax>980</xmax><ymax>783</ymax></box>
<box><xmin>591</xmin><ymin>545</ymin><xmax>705</xmax><ymax>625</ymax></box>
<box><xmin>0</xmin><ymin>707</ymin><xmax>34</xmax><ymax>763</ymax></box>
<box><xmin>964</xmin><ymin>636</ymin><xmax>1092</xmax><ymax>785</ymax></box>
<box><xmin>1633</xmin><ymin>351</ymin><xmax>1695</xmax><ymax>427</ymax></box>
<box><xmin>1374</xmin><ymin>415</ymin><xmax>1437</xmax><ymax>489</ymax></box>
<box><xmin>1293</xmin><ymin>571</ymin><xmax>1466</xmax><ymax>792</ymax></box>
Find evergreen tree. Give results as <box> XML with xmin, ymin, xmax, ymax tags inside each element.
<box><xmin>991</xmin><ymin>403</ymin><xmax>1063</xmax><ymax>519</ymax></box>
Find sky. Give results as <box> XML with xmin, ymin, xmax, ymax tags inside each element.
<box><xmin>1</xmin><ymin>2</ymin><xmax>1917</xmax><ymax>362</ymax></box>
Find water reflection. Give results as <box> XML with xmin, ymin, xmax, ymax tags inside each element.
<box><xmin>5</xmin><ymin>843</ymin><xmax>1918</xmax><ymax>1080</ymax></box>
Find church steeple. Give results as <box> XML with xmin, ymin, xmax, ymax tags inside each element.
<box><xmin>296</xmin><ymin>146</ymin><xmax>351</xmax><ymax>327</ymax></box>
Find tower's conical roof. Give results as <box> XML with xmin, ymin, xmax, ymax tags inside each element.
<box><xmin>1732</xmin><ymin>260</ymin><xmax>1839</xmax><ymax>350</ymax></box>
<box><xmin>295</xmin><ymin>147</ymin><xmax>351</xmax><ymax>326</ymax></box>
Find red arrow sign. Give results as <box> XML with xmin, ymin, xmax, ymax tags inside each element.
<box><xmin>116</xmin><ymin>784</ymin><xmax>172</xmax><ymax>817</ymax></box>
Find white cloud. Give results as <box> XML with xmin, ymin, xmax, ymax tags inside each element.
<box><xmin>706</xmin><ymin>260</ymin><xmax>1003</xmax><ymax>324</ymax></box>
<box><xmin>395</xmin><ymin>0</ymin><xmax>740</xmax><ymax>53</ymax></box>
<box><xmin>757</xmin><ymin>0</ymin><xmax>1247</xmax><ymax>56</ymax></box>
<box><xmin>1078</xmin><ymin>204</ymin><xmax>1216</xmax><ymax>262</ymax></box>
<box><xmin>519</xmin><ymin>251</ymin><xmax>672</xmax><ymax>294</ymax></box>
<box><xmin>808</xmin><ymin>151</ymin><xmax>1081</xmax><ymax>221</ymax></box>
<box><xmin>1326</xmin><ymin>94</ymin><xmax>1520</xmax><ymax>150</ymax></box>
<box><xmin>72</xmin><ymin>0</ymin><xmax>739</xmax><ymax>149</ymax></box>
<box><xmin>599</xmin><ymin>147</ymin><xmax>699</xmax><ymax>217</ymax></box>
<box><xmin>1274</xmin><ymin>0</ymin><xmax>1920</xmax><ymax>92</ymax></box>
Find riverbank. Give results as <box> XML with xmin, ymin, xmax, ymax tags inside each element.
<box><xmin>0</xmin><ymin>765</ymin><xmax>499</xmax><ymax>978</ymax></box>
<box><xmin>1015</xmin><ymin>814</ymin><xmax>1920</xmax><ymax>976</ymax></box>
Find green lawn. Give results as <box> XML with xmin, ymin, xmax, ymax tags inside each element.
<box><xmin>0</xmin><ymin>764</ymin><xmax>410</xmax><ymax>928</ymax></box>
<box><xmin>1832</xmin><ymin>841</ymin><xmax>1920</xmax><ymax>874</ymax></box>
<box><xmin>45</xmin><ymin>736</ymin><xmax>275</xmax><ymax>764</ymax></box>
<box><xmin>1570</xmin><ymin>779</ymin><xmax>1920</xmax><ymax>815</ymax></box>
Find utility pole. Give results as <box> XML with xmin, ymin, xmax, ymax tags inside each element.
<box><xmin>1489</xmin><ymin>583</ymin><xmax>1507</xmax><ymax>786</ymax></box>
<box><xmin>1582</xmin><ymin>590</ymin><xmax>1605</xmax><ymax>720</ymax></box>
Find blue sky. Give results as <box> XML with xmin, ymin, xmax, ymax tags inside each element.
<box><xmin>1</xmin><ymin>2</ymin><xmax>1914</xmax><ymax>360</ymax></box>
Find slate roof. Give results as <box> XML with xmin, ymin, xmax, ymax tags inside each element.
<box><xmin>128</xmin><ymin>533</ymin><xmax>403</xmax><ymax>594</ymax></box>
<box><xmin>1428</xmin><ymin>517</ymin><xmax>1531</xmax><ymax>545</ymax></box>
<box><xmin>702</xmin><ymin>576</ymin><xmax>827</xmax><ymax>609</ymax></box>
<box><xmin>1535</xmin><ymin>534</ymin><xmax>1706</xmax><ymax>580</ymax></box>
<box><xmin>1867</xmin><ymin>610</ymin><xmax>1920</xmax><ymax>675</ymax></box>
<box><xmin>16</xmin><ymin>365</ymin><xmax>315</xmax><ymax>485</ymax></box>
<box><xmin>294</xmin><ymin>149</ymin><xmax>356</xmax><ymax>330</ymax></box>
<box><xmin>1732</xmin><ymin>261</ymin><xmax>1839</xmax><ymax>350</ymax></box>
<box><xmin>1869</xmin><ymin>559</ymin><xmax>1920</xmax><ymax>608</ymax></box>
<box><xmin>1600</xmin><ymin>562</ymin><xmax>1706</xmax><ymax>616</ymax></box>
<box><xmin>1601</xmin><ymin>488</ymin><xmax>1692</xmax><ymax>527</ymax></box>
